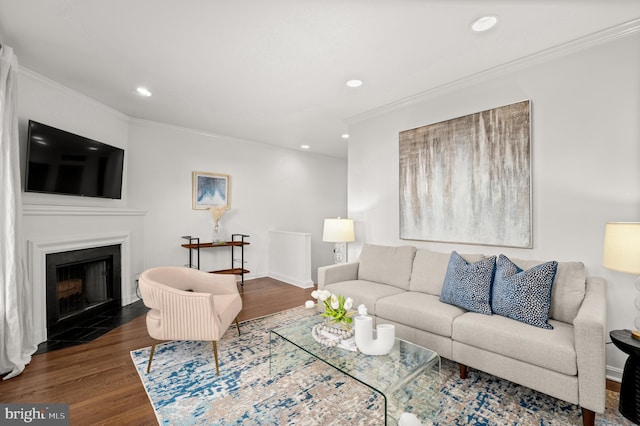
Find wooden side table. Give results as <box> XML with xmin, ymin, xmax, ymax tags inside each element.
<box><xmin>610</xmin><ymin>329</ymin><xmax>640</xmax><ymax>424</ymax></box>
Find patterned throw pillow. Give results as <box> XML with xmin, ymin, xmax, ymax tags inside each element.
<box><xmin>491</xmin><ymin>254</ymin><xmax>558</xmax><ymax>329</ymax></box>
<box><xmin>439</xmin><ymin>251</ymin><xmax>496</xmax><ymax>315</ymax></box>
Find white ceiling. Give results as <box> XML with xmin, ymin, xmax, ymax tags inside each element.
<box><xmin>1</xmin><ymin>1</ymin><xmax>639</xmax><ymax>158</ymax></box>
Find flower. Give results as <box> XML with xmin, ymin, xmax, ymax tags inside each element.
<box><xmin>344</xmin><ymin>297</ymin><xmax>353</xmax><ymax>310</ymax></box>
<box><xmin>330</xmin><ymin>294</ymin><xmax>339</xmax><ymax>310</ymax></box>
<box><xmin>311</xmin><ymin>291</ymin><xmax>356</xmax><ymax>327</ymax></box>
<box><xmin>312</xmin><ymin>289</ymin><xmax>331</xmax><ymax>302</ymax></box>
<box><xmin>209</xmin><ymin>206</ymin><xmax>227</xmax><ymax>224</ymax></box>
<box><xmin>358</xmin><ymin>304</ymin><xmax>368</xmax><ymax>316</ymax></box>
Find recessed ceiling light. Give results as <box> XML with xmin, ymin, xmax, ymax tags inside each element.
<box><xmin>471</xmin><ymin>15</ymin><xmax>498</xmax><ymax>32</ymax></box>
<box><xmin>346</xmin><ymin>79</ymin><xmax>363</xmax><ymax>88</ymax></box>
<box><xmin>300</xmin><ymin>145</ymin><xmax>310</xmax><ymax>149</ymax></box>
<box><xmin>134</xmin><ymin>87</ymin><xmax>152</xmax><ymax>97</ymax></box>
<box><xmin>341</xmin><ymin>133</ymin><xmax>350</xmax><ymax>139</ymax></box>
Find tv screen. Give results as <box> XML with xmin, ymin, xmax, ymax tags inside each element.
<box><xmin>25</xmin><ymin>120</ymin><xmax>125</xmax><ymax>199</ymax></box>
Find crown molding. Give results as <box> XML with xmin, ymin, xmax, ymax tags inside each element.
<box><xmin>348</xmin><ymin>18</ymin><xmax>640</xmax><ymax>124</ymax></box>
<box><xmin>18</xmin><ymin>66</ymin><xmax>129</xmax><ymax>121</ymax></box>
<box><xmin>128</xmin><ymin>116</ymin><xmax>345</xmax><ymax>160</ymax></box>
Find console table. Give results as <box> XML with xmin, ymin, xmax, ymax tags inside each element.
<box><xmin>181</xmin><ymin>234</ymin><xmax>250</xmax><ymax>286</ymax></box>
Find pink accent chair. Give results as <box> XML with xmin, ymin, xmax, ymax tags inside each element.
<box><xmin>138</xmin><ymin>266</ymin><xmax>243</xmax><ymax>375</ymax></box>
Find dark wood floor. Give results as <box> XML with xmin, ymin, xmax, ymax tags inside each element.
<box><xmin>0</xmin><ymin>277</ymin><xmax>315</xmax><ymax>425</ymax></box>
<box><xmin>0</xmin><ymin>277</ymin><xmax>620</xmax><ymax>425</ymax></box>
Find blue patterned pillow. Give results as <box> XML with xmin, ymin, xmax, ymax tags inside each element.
<box><xmin>439</xmin><ymin>251</ymin><xmax>496</xmax><ymax>315</ymax></box>
<box><xmin>491</xmin><ymin>254</ymin><xmax>558</xmax><ymax>329</ymax></box>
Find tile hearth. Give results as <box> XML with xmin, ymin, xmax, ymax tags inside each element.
<box><xmin>35</xmin><ymin>300</ymin><xmax>148</xmax><ymax>354</ymax></box>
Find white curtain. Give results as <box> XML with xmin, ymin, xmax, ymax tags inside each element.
<box><xmin>0</xmin><ymin>45</ymin><xmax>37</xmax><ymax>380</ymax></box>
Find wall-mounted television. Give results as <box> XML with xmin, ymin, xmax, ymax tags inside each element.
<box><xmin>25</xmin><ymin>120</ymin><xmax>125</xmax><ymax>199</ymax></box>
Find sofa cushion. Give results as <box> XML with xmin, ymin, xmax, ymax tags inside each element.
<box><xmin>376</xmin><ymin>292</ymin><xmax>466</xmax><ymax>338</ymax></box>
<box><xmin>409</xmin><ymin>249</ymin><xmax>484</xmax><ymax>295</ymax></box>
<box><xmin>323</xmin><ymin>280</ymin><xmax>405</xmax><ymax>316</ymax></box>
<box><xmin>492</xmin><ymin>255</ymin><xmax>558</xmax><ymax>329</ymax></box>
<box><xmin>452</xmin><ymin>312</ymin><xmax>577</xmax><ymax>376</ymax></box>
<box><xmin>511</xmin><ymin>258</ymin><xmax>586</xmax><ymax>324</ymax></box>
<box><xmin>358</xmin><ymin>244</ymin><xmax>417</xmax><ymax>290</ymax></box>
<box><xmin>550</xmin><ymin>262</ymin><xmax>586</xmax><ymax>323</ymax></box>
<box><xmin>439</xmin><ymin>252</ymin><xmax>496</xmax><ymax>315</ymax></box>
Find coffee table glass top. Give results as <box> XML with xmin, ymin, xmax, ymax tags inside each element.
<box><xmin>269</xmin><ymin>314</ymin><xmax>440</xmax><ymax>423</ymax></box>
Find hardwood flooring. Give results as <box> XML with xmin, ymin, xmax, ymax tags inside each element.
<box><xmin>1</xmin><ymin>277</ymin><xmax>620</xmax><ymax>425</ymax></box>
<box><xmin>0</xmin><ymin>277</ymin><xmax>315</xmax><ymax>426</ymax></box>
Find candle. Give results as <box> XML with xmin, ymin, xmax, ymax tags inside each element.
<box><xmin>305</xmin><ymin>300</ymin><xmax>315</xmax><ymax>309</ymax></box>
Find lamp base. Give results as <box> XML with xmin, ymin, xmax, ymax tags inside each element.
<box><xmin>333</xmin><ymin>242</ymin><xmax>347</xmax><ymax>264</ymax></box>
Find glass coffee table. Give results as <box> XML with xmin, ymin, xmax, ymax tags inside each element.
<box><xmin>269</xmin><ymin>315</ymin><xmax>440</xmax><ymax>425</ymax></box>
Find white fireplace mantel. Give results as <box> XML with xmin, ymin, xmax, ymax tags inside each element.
<box><xmin>28</xmin><ymin>231</ymin><xmax>133</xmax><ymax>344</ymax></box>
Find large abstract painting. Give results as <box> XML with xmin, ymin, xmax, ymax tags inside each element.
<box><xmin>399</xmin><ymin>100</ymin><xmax>531</xmax><ymax>248</ymax></box>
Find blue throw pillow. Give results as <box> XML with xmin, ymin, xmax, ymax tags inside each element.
<box><xmin>491</xmin><ymin>254</ymin><xmax>558</xmax><ymax>329</ymax></box>
<box><xmin>439</xmin><ymin>251</ymin><xmax>496</xmax><ymax>315</ymax></box>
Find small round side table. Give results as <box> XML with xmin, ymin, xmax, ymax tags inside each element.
<box><xmin>610</xmin><ymin>329</ymin><xmax>640</xmax><ymax>424</ymax></box>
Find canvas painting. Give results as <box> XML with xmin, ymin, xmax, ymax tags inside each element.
<box><xmin>399</xmin><ymin>100</ymin><xmax>531</xmax><ymax>248</ymax></box>
<box><xmin>192</xmin><ymin>172</ymin><xmax>230</xmax><ymax>210</ymax></box>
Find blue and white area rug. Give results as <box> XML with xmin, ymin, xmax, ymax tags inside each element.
<box><xmin>131</xmin><ymin>307</ymin><xmax>631</xmax><ymax>425</ymax></box>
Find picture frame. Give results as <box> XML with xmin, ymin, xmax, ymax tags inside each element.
<box><xmin>399</xmin><ymin>100</ymin><xmax>532</xmax><ymax>248</ymax></box>
<box><xmin>192</xmin><ymin>171</ymin><xmax>230</xmax><ymax>210</ymax></box>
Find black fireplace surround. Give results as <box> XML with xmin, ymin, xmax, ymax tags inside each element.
<box><xmin>46</xmin><ymin>245</ymin><xmax>121</xmax><ymax>337</ymax></box>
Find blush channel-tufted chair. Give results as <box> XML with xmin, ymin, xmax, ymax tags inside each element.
<box><xmin>138</xmin><ymin>266</ymin><xmax>243</xmax><ymax>375</ymax></box>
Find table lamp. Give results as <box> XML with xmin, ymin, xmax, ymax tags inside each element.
<box><xmin>323</xmin><ymin>217</ymin><xmax>355</xmax><ymax>264</ymax></box>
<box><xmin>603</xmin><ymin>222</ymin><xmax>640</xmax><ymax>338</ymax></box>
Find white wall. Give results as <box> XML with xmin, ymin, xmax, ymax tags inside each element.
<box><xmin>126</xmin><ymin>119</ymin><xmax>346</xmax><ymax>282</ymax></box>
<box><xmin>18</xmin><ymin>69</ymin><xmax>130</xmax><ymax>208</ymax></box>
<box><xmin>347</xmin><ymin>30</ymin><xmax>640</xmax><ymax>377</ymax></box>
<box><xmin>17</xmin><ymin>69</ymin><xmax>147</xmax><ymax>341</ymax></box>
<box><xmin>16</xmin><ymin>65</ymin><xmax>346</xmax><ymax>342</ymax></box>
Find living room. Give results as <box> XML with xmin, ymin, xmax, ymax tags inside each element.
<box><xmin>1</xmin><ymin>1</ymin><xmax>640</xmax><ymax>424</ymax></box>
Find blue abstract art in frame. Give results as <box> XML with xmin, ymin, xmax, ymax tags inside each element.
<box><xmin>192</xmin><ymin>171</ymin><xmax>230</xmax><ymax>210</ymax></box>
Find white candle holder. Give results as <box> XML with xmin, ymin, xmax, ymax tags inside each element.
<box><xmin>354</xmin><ymin>315</ymin><xmax>395</xmax><ymax>355</ymax></box>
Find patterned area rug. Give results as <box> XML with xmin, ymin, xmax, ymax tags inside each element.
<box><xmin>131</xmin><ymin>306</ymin><xmax>631</xmax><ymax>425</ymax></box>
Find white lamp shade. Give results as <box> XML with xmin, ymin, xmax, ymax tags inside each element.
<box><xmin>322</xmin><ymin>218</ymin><xmax>355</xmax><ymax>243</ymax></box>
<box><xmin>603</xmin><ymin>222</ymin><xmax>640</xmax><ymax>274</ymax></box>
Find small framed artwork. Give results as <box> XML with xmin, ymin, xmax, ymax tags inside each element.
<box><xmin>192</xmin><ymin>171</ymin><xmax>230</xmax><ymax>210</ymax></box>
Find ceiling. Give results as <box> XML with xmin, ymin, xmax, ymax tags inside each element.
<box><xmin>1</xmin><ymin>1</ymin><xmax>639</xmax><ymax>158</ymax></box>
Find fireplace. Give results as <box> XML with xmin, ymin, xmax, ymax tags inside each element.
<box><xmin>46</xmin><ymin>245</ymin><xmax>121</xmax><ymax>337</ymax></box>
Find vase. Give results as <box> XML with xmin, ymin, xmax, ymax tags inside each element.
<box><xmin>212</xmin><ymin>221</ymin><xmax>223</xmax><ymax>243</ymax></box>
<box><xmin>354</xmin><ymin>315</ymin><xmax>395</xmax><ymax>355</ymax></box>
<box><xmin>324</xmin><ymin>317</ymin><xmax>352</xmax><ymax>333</ymax></box>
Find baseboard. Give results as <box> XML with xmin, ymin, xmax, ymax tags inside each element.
<box><xmin>267</xmin><ymin>272</ymin><xmax>314</xmax><ymax>289</ymax></box>
<box><xmin>606</xmin><ymin>365</ymin><xmax>623</xmax><ymax>383</ymax></box>
<box><xmin>122</xmin><ymin>293</ymin><xmax>141</xmax><ymax>306</ymax></box>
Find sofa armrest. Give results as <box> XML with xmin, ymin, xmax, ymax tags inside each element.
<box><xmin>317</xmin><ymin>262</ymin><xmax>359</xmax><ymax>290</ymax></box>
<box><xmin>574</xmin><ymin>276</ymin><xmax>606</xmax><ymax>413</ymax></box>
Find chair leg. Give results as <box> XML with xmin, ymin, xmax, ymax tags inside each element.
<box><xmin>212</xmin><ymin>341</ymin><xmax>220</xmax><ymax>376</ymax></box>
<box><xmin>147</xmin><ymin>343</ymin><xmax>157</xmax><ymax>373</ymax></box>
<box><xmin>235</xmin><ymin>318</ymin><xmax>241</xmax><ymax>336</ymax></box>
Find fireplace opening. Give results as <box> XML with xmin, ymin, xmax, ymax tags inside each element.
<box><xmin>46</xmin><ymin>244</ymin><xmax>121</xmax><ymax>337</ymax></box>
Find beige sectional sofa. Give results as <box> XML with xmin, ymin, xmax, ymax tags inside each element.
<box><xmin>317</xmin><ymin>244</ymin><xmax>606</xmax><ymax>426</ymax></box>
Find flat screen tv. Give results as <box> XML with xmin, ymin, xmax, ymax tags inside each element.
<box><xmin>25</xmin><ymin>120</ymin><xmax>125</xmax><ymax>199</ymax></box>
